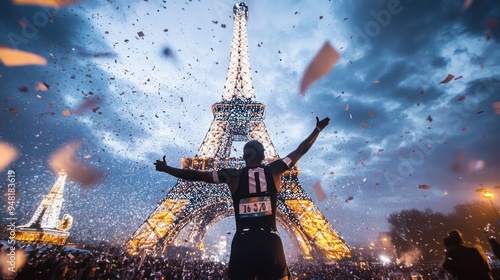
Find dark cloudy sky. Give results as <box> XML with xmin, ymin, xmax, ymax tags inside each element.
<box><xmin>1</xmin><ymin>0</ymin><xmax>500</xmax><ymax>258</ymax></box>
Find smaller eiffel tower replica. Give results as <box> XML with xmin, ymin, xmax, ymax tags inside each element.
<box><xmin>15</xmin><ymin>171</ymin><xmax>73</xmax><ymax>245</ymax></box>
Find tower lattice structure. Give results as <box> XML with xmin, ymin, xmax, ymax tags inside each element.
<box><xmin>127</xmin><ymin>2</ymin><xmax>350</xmax><ymax>261</ymax></box>
<box><xmin>15</xmin><ymin>170</ymin><xmax>73</xmax><ymax>245</ymax></box>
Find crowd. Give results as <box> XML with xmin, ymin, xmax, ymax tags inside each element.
<box><xmin>2</xmin><ymin>242</ymin><xmax>500</xmax><ymax>279</ymax></box>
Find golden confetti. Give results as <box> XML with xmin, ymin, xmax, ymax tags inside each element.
<box><xmin>13</xmin><ymin>0</ymin><xmax>80</xmax><ymax>7</ymax></box>
<box><xmin>300</xmin><ymin>42</ymin><xmax>340</xmax><ymax>95</ymax></box>
<box><xmin>0</xmin><ymin>46</ymin><xmax>47</xmax><ymax>66</ymax></box>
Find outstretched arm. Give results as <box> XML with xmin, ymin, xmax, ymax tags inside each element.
<box><xmin>154</xmin><ymin>156</ymin><xmax>215</xmax><ymax>183</ymax></box>
<box><xmin>285</xmin><ymin>117</ymin><xmax>330</xmax><ymax>166</ymax></box>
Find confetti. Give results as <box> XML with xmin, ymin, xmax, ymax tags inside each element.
<box><xmin>418</xmin><ymin>184</ymin><xmax>431</xmax><ymax>190</ymax></box>
<box><xmin>9</xmin><ymin>108</ymin><xmax>19</xmax><ymax>116</ymax></box>
<box><xmin>0</xmin><ymin>250</ymin><xmax>26</xmax><ymax>277</ymax></box>
<box><xmin>457</xmin><ymin>95</ymin><xmax>466</xmax><ymax>101</ymax></box>
<box><xmin>299</xmin><ymin>42</ymin><xmax>340</xmax><ymax>95</ymax></box>
<box><xmin>468</xmin><ymin>159</ymin><xmax>485</xmax><ymax>172</ymax></box>
<box><xmin>36</xmin><ymin>81</ymin><xmax>50</xmax><ymax>91</ymax></box>
<box><xmin>75</xmin><ymin>97</ymin><xmax>103</xmax><ymax>115</ymax></box>
<box><xmin>345</xmin><ymin>196</ymin><xmax>354</xmax><ymax>203</ymax></box>
<box><xmin>463</xmin><ymin>0</ymin><xmax>473</xmax><ymax>9</ymax></box>
<box><xmin>345</xmin><ymin>103</ymin><xmax>349</xmax><ymax>111</ymax></box>
<box><xmin>438</xmin><ymin>74</ymin><xmax>455</xmax><ymax>84</ymax></box>
<box><xmin>361</xmin><ymin>121</ymin><xmax>368</xmax><ymax>128</ymax></box>
<box><xmin>49</xmin><ymin>140</ymin><xmax>105</xmax><ymax>187</ymax></box>
<box><xmin>13</xmin><ymin>0</ymin><xmax>81</xmax><ymax>7</ymax></box>
<box><xmin>312</xmin><ymin>181</ymin><xmax>326</xmax><ymax>201</ymax></box>
<box><xmin>138</xmin><ymin>31</ymin><xmax>145</xmax><ymax>37</ymax></box>
<box><xmin>0</xmin><ymin>142</ymin><xmax>19</xmax><ymax>171</ymax></box>
<box><xmin>485</xmin><ymin>19</ymin><xmax>498</xmax><ymax>30</ymax></box>
<box><xmin>0</xmin><ymin>46</ymin><xmax>47</xmax><ymax>66</ymax></box>
<box><xmin>451</xmin><ymin>149</ymin><xmax>466</xmax><ymax>173</ymax></box>
<box><xmin>419</xmin><ymin>89</ymin><xmax>425</xmax><ymax>94</ymax></box>
<box><xmin>62</xmin><ymin>109</ymin><xmax>72</xmax><ymax>116</ymax></box>
<box><xmin>493</xmin><ymin>102</ymin><xmax>500</xmax><ymax>114</ymax></box>
<box><xmin>426</xmin><ymin>115</ymin><xmax>433</xmax><ymax>122</ymax></box>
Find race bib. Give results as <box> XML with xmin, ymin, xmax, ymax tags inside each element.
<box><xmin>239</xmin><ymin>196</ymin><xmax>272</xmax><ymax>218</ymax></box>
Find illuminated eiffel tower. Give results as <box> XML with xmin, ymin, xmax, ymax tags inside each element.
<box><xmin>15</xmin><ymin>171</ymin><xmax>73</xmax><ymax>245</ymax></box>
<box><xmin>127</xmin><ymin>2</ymin><xmax>350</xmax><ymax>261</ymax></box>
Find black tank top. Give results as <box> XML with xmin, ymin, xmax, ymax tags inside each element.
<box><xmin>232</xmin><ymin>165</ymin><xmax>278</xmax><ymax>232</ymax></box>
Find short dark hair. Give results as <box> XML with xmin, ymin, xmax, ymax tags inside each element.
<box><xmin>243</xmin><ymin>140</ymin><xmax>265</xmax><ymax>162</ymax></box>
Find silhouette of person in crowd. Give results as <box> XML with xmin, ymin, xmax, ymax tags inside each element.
<box><xmin>154</xmin><ymin>117</ymin><xmax>330</xmax><ymax>280</ymax></box>
<box><xmin>442</xmin><ymin>229</ymin><xmax>493</xmax><ymax>280</ymax></box>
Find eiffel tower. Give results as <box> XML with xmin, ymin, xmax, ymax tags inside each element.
<box><xmin>126</xmin><ymin>2</ymin><xmax>350</xmax><ymax>261</ymax></box>
<box><xmin>15</xmin><ymin>171</ymin><xmax>73</xmax><ymax>245</ymax></box>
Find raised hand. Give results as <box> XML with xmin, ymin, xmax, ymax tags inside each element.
<box><xmin>154</xmin><ymin>155</ymin><xmax>168</xmax><ymax>172</ymax></box>
<box><xmin>315</xmin><ymin>117</ymin><xmax>330</xmax><ymax>131</ymax></box>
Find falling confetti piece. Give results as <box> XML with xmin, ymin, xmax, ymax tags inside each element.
<box><xmin>9</xmin><ymin>108</ymin><xmax>19</xmax><ymax>116</ymax></box>
<box><xmin>345</xmin><ymin>103</ymin><xmax>349</xmax><ymax>111</ymax></box>
<box><xmin>369</xmin><ymin>111</ymin><xmax>375</xmax><ymax>117</ymax></box>
<box><xmin>457</xmin><ymin>95</ymin><xmax>466</xmax><ymax>101</ymax></box>
<box><xmin>299</xmin><ymin>42</ymin><xmax>340</xmax><ymax>95</ymax></box>
<box><xmin>361</xmin><ymin>121</ymin><xmax>368</xmax><ymax>128</ymax></box>
<box><xmin>418</xmin><ymin>184</ymin><xmax>431</xmax><ymax>190</ymax></box>
<box><xmin>0</xmin><ymin>142</ymin><xmax>19</xmax><ymax>171</ymax></box>
<box><xmin>419</xmin><ymin>89</ymin><xmax>425</xmax><ymax>94</ymax></box>
<box><xmin>454</xmin><ymin>75</ymin><xmax>463</xmax><ymax>80</ymax></box>
<box><xmin>13</xmin><ymin>0</ymin><xmax>80</xmax><ymax>7</ymax></box>
<box><xmin>36</xmin><ymin>81</ymin><xmax>49</xmax><ymax>91</ymax></box>
<box><xmin>49</xmin><ymin>140</ymin><xmax>105</xmax><ymax>187</ymax></box>
<box><xmin>485</xmin><ymin>19</ymin><xmax>498</xmax><ymax>30</ymax></box>
<box><xmin>426</xmin><ymin>115</ymin><xmax>433</xmax><ymax>122</ymax></box>
<box><xmin>312</xmin><ymin>181</ymin><xmax>326</xmax><ymax>201</ymax></box>
<box><xmin>0</xmin><ymin>46</ymin><xmax>47</xmax><ymax>67</ymax></box>
<box><xmin>493</xmin><ymin>102</ymin><xmax>500</xmax><ymax>114</ymax></box>
<box><xmin>476</xmin><ymin>187</ymin><xmax>487</xmax><ymax>193</ymax></box>
<box><xmin>75</xmin><ymin>97</ymin><xmax>103</xmax><ymax>115</ymax></box>
<box><xmin>18</xmin><ymin>86</ymin><xmax>28</xmax><ymax>92</ymax></box>
<box><xmin>221</xmin><ymin>24</ymin><xmax>226</xmax><ymax>28</ymax></box>
<box><xmin>463</xmin><ymin>0</ymin><xmax>473</xmax><ymax>9</ymax></box>
<box><xmin>374</xmin><ymin>80</ymin><xmax>380</xmax><ymax>84</ymax></box>
<box><xmin>0</xmin><ymin>250</ymin><xmax>26</xmax><ymax>277</ymax></box>
<box><xmin>345</xmin><ymin>196</ymin><xmax>354</xmax><ymax>203</ymax></box>
<box><xmin>452</xmin><ymin>149</ymin><xmax>466</xmax><ymax>173</ymax></box>
<box><xmin>438</xmin><ymin>74</ymin><xmax>455</xmax><ymax>84</ymax></box>
<box><xmin>468</xmin><ymin>159</ymin><xmax>485</xmax><ymax>172</ymax></box>
<box><xmin>62</xmin><ymin>109</ymin><xmax>72</xmax><ymax>116</ymax></box>
<box><xmin>138</xmin><ymin>31</ymin><xmax>145</xmax><ymax>37</ymax></box>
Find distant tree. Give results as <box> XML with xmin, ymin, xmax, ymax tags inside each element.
<box><xmin>446</xmin><ymin>200</ymin><xmax>495</xmax><ymax>249</ymax></box>
<box><xmin>387</xmin><ymin>208</ymin><xmax>448</xmax><ymax>263</ymax></box>
<box><xmin>387</xmin><ymin>200</ymin><xmax>499</xmax><ymax>263</ymax></box>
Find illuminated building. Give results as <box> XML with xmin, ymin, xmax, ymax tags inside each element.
<box><xmin>15</xmin><ymin>171</ymin><xmax>73</xmax><ymax>245</ymax></box>
<box><xmin>126</xmin><ymin>2</ymin><xmax>350</xmax><ymax>261</ymax></box>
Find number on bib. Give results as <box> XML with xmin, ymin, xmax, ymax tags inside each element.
<box><xmin>239</xmin><ymin>196</ymin><xmax>272</xmax><ymax>218</ymax></box>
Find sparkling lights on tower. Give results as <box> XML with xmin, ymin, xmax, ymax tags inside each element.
<box><xmin>15</xmin><ymin>170</ymin><xmax>73</xmax><ymax>245</ymax></box>
<box><xmin>126</xmin><ymin>2</ymin><xmax>350</xmax><ymax>261</ymax></box>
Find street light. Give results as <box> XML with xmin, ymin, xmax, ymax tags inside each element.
<box><xmin>482</xmin><ymin>191</ymin><xmax>500</xmax><ymax>222</ymax></box>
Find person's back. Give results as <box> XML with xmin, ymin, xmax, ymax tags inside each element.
<box><xmin>442</xmin><ymin>229</ymin><xmax>493</xmax><ymax>280</ymax></box>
